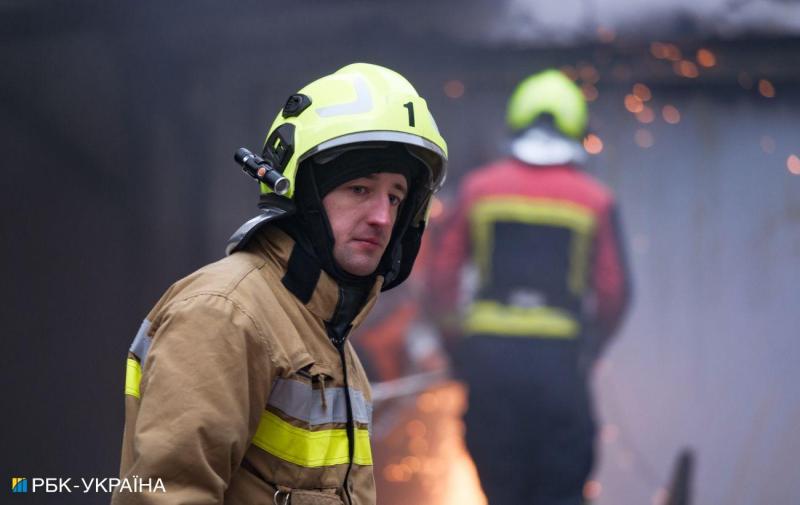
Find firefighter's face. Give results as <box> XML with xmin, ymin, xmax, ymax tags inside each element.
<box><xmin>322</xmin><ymin>172</ymin><xmax>408</xmax><ymax>276</ymax></box>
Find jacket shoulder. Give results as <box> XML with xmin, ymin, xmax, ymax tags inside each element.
<box><xmin>570</xmin><ymin>170</ymin><xmax>615</xmax><ymax>201</ymax></box>
<box><xmin>142</xmin><ymin>250</ymin><xmax>288</xmax><ymax>361</ymax></box>
<box><xmin>146</xmin><ymin>250</ymin><xmax>281</xmax><ymax>326</ymax></box>
<box><xmin>465</xmin><ymin>158</ymin><xmax>617</xmax><ymax>210</ymax></box>
<box><xmin>176</xmin><ymin>251</ymin><xmax>269</xmax><ymax>297</ymax></box>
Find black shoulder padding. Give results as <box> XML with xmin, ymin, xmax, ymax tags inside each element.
<box><xmin>282</xmin><ymin>242</ymin><xmax>321</xmax><ymax>305</ymax></box>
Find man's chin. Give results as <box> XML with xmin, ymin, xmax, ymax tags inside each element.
<box><xmin>336</xmin><ymin>255</ymin><xmax>381</xmax><ymax>277</ymax></box>
<box><xmin>333</xmin><ymin>245</ymin><xmax>385</xmax><ymax>277</ymax></box>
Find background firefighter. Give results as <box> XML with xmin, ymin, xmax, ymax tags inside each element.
<box><xmin>430</xmin><ymin>69</ymin><xmax>632</xmax><ymax>505</ymax></box>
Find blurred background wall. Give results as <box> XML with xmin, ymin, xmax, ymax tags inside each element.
<box><xmin>2</xmin><ymin>1</ymin><xmax>798</xmax><ymax>504</ymax></box>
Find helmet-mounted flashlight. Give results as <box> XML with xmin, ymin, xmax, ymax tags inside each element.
<box><xmin>234</xmin><ymin>147</ymin><xmax>290</xmax><ymax>195</ymax></box>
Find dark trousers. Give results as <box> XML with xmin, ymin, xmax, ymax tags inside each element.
<box><xmin>455</xmin><ymin>335</ymin><xmax>596</xmax><ymax>505</ymax></box>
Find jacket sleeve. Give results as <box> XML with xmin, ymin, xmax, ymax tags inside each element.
<box><xmin>112</xmin><ymin>294</ymin><xmax>275</xmax><ymax>505</ymax></box>
<box><xmin>590</xmin><ymin>200</ymin><xmax>632</xmax><ymax>354</ymax></box>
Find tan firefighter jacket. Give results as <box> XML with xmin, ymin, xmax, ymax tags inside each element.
<box><xmin>112</xmin><ymin>227</ymin><xmax>382</xmax><ymax>505</ymax></box>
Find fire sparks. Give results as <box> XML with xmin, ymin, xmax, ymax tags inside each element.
<box><xmin>583</xmin><ymin>134</ymin><xmax>604</xmax><ymax>155</ymax></box>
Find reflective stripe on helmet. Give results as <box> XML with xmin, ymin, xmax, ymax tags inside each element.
<box><xmin>315</xmin><ymin>75</ymin><xmax>373</xmax><ymax>117</ymax></box>
<box><xmin>304</xmin><ymin>131</ymin><xmax>446</xmax><ymax>190</ymax></box>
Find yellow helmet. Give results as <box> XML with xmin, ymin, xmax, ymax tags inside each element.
<box><xmin>506</xmin><ymin>69</ymin><xmax>588</xmax><ymax>165</ymax></box>
<box><xmin>506</xmin><ymin>69</ymin><xmax>588</xmax><ymax>139</ymax></box>
<box><xmin>228</xmin><ymin>63</ymin><xmax>448</xmax><ymax>290</ymax></box>
<box><xmin>259</xmin><ymin>62</ymin><xmax>447</xmax><ymax>198</ymax></box>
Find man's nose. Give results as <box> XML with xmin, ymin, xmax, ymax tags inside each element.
<box><xmin>365</xmin><ymin>194</ymin><xmax>394</xmax><ymax>229</ymax></box>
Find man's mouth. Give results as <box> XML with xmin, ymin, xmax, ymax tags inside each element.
<box><xmin>353</xmin><ymin>237</ymin><xmax>384</xmax><ymax>248</ymax></box>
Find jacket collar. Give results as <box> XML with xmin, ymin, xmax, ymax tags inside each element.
<box><xmin>254</xmin><ymin>226</ymin><xmax>382</xmax><ymax>328</ymax></box>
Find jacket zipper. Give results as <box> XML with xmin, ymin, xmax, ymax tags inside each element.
<box><xmin>327</xmin><ymin>284</ymin><xmax>356</xmax><ymax>505</ymax></box>
<box><xmin>337</xmin><ymin>342</ymin><xmax>356</xmax><ymax>505</ymax></box>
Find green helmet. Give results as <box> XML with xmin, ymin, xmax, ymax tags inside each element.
<box><xmin>227</xmin><ymin>63</ymin><xmax>448</xmax><ymax>290</ymax></box>
<box><xmin>506</xmin><ymin>69</ymin><xmax>588</xmax><ymax>139</ymax></box>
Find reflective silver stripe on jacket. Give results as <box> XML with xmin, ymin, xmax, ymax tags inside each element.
<box><xmin>129</xmin><ymin>319</ymin><xmax>153</xmax><ymax>365</ymax></box>
<box><xmin>268</xmin><ymin>378</ymin><xmax>372</xmax><ymax>427</ymax></box>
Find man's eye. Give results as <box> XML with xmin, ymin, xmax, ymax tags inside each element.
<box><xmin>389</xmin><ymin>194</ymin><xmax>403</xmax><ymax>206</ymax></box>
<box><xmin>350</xmin><ymin>185</ymin><xmax>367</xmax><ymax>195</ymax></box>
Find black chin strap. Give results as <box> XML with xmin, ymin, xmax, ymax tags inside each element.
<box><xmin>277</xmin><ymin>222</ymin><xmax>372</xmax><ymax>346</ymax></box>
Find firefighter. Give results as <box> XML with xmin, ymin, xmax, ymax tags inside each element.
<box><xmin>430</xmin><ymin>69</ymin><xmax>631</xmax><ymax>505</ymax></box>
<box><xmin>113</xmin><ymin>63</ymin><xmax>447</xmax><ymax>505</ymax></box>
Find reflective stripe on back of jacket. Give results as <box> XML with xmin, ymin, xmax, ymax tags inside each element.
<box><xmin>432</xmin><ymin>157</ymin><xmax>630</xmax><ymax>346</ymax></box>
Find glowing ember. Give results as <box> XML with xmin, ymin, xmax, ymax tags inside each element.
<box><xmin>758</xmin><ymin>79</ymin><xmax>775</xmax><ymax>98</ymax></box>
<box><xmin>696</xmin><ymin>48</ymin><xmax>716</xmax><ymax>67</ymax></box>
<box><xmin>583</xmin><ymin>134</ymin><xmax>603</xmax><ymax>155</ymax></box>
<box><xmin>650</xmin><ymin>42</ymin><xmax>668</xmax><ymax>59</ymax></box>
<box><xmin>674</xmin><ymin>60</ymin><xmax>699</xmax><ymax>78</ymax></box>
<box><xmin>581</xmin><ymin>83</ymin><xmax>599</xmax><ymax>102</ymax></box>
<box><xmin>633</xmin><ymin>83</ymin><xmax>652</xmax><ymax>101</ymax></box>
<box><xmin>788</xmin><ymin>155</ymin><xmax>800</xmax><ymax>175</ymax></box>
<box><xmin>662</xmin><ymin>105</ymin><xmax>681</xmax><ymax>124</ymax></box>
<box><xmin>401</xmin><ymin>456</ymin><xmax>422</xmax><ymax>472</ymax></box>
<box><xmin>664</xmin><ymin>43</ymin><xmax>682</xmax><ymax>61</ymax></box>
<box><xmin>624</xmin><ymin>94</ymin><xmax>644</xmax><ymax>113</ymax></box>
<box><xmin>383</xmin><ymin>464</ymin><xmax>412</xmax><ymax>482</ymax></box>
<box><xmin>583</xmin><ymin>480</ymin><xmax>602</xmax><ymax>500</ymax></box>
<box><xmin>443</xmin><ymin>80</ymin><xmax>465</xmax><ymax>99</ymax></box>
<box><xmin>636</xmin><ymin>106</ymin><xmax>655</xmax><ymax>124</ymax></box>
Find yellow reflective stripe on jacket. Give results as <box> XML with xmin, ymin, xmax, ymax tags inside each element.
<box><xmin>469</xmin><ymin>196</ymin><xmax>596</xmax><ymax>295</ymax></box>
<box><xmin>125</xmin><ymin>358</ymin><xmax>142</xmax><ymax>398</ymax></box>
<box><xmin>125</xmin><ymin>319</ymin><xmax>151</xmax><ymax>399</ymax></box>
<box><xmin>252</xmin><ymin>410</ymin><xmax>373</xmax><ymax>467</ymax></box>
<box><xmin>464</xmin><ymin>300</ymin><xmax>579</xmax><ymax>338</ymax></box>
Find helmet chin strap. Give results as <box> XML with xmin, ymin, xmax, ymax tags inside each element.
<box><xmin>275</xmin><ymin>213</ymin><xmax>372</xmax><ymax>347</ymax></box>
<box><xmin>509</xmin><ymin>126</ymin><xmax>588</xmax><ymax>166</ymax></box>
